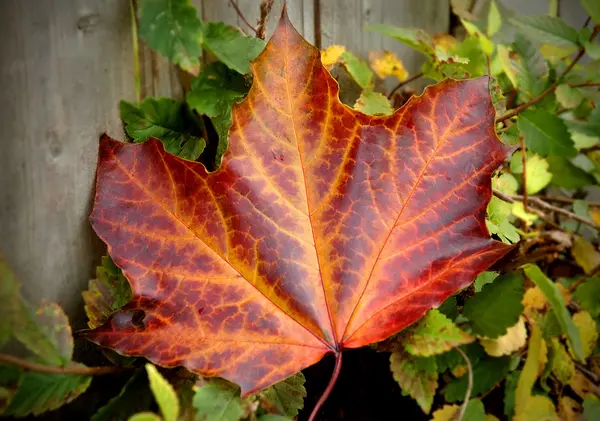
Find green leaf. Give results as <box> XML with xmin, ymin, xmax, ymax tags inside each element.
<box><xmin>389</xmin><ymin>351</ymin><xmax>437</xmax><ymax>413</ymax></box>
<box><xmin>583</xmin><ymin>395</ymin><xmax>600</xmax><ymax>421</ymax></box>
<box><xmin>524</xmin><ymin>155</ymin><xmax>552</xmax><ymax>194</ymax></box>
<box><xmin>436</xmin><ymin>343</ymin><xmax>485</xmax><ymax>374</ymax></box>
<box><xmin>258</xmin><ymin>416</ymin><xmax>292</xmax><ymax>421</ymax></box>
<box><xmin>521</xmin><ymin>264</ymin><xmax>585</xmax><ymax>362</ymax></box>
<box><xmin>83</xmin><ymin>255</ymin><xmax>132</xmax><ymax>329</ymax></box>
<box><xmin>569</xmin><ymin>311</ymin><xmax>598</xmax><ymax>359</ymax></box>
<box><xmin>91</xmin><ymin>370</ymin><xmax>153</xmax><ymax>421</ymax></box>
<box><xmin>518</xmin><ymin>109</ymin><xmax>577</xmax><ymax>157</ymax></box>
<box><xmin>487</xmin><ymin>0</ymin><xmax>502</xmax><ymax>36</ymax></box>
<box><xmin>193</xmin><ymin>379</ymin><xmax>244</xmax><ymax>421</ymax></box>
<box><xmin>363</xmin><ymin>24</ymin><xmax>434</xmax><ymax>57</ymax></box>
<box><xmin>438</xmin><ymin>297</ymin><xmax>459</xmax><ymax>320</ymax></box>
<box><xmin>511</xmin><ymin>16</ymin><xmax>579</xmax><ymax>48</ymax></box>
<box><xmin>120</xmin><ymin>98</ymin><xmax>206</xmax><ymax>161</ymax></box>
<box><xmin>547</xmin><ymin>156</ymin><xmax>595</xmax><ymax>189</ymax></box>
<box><xmin>487</xmin><ymin>174</ymin><xmax>520</xmax><ymax>244</ymax></box>
<box><xmin>186</xmin><ymin>62</ymin><xmax>249</xmax><ymax>167</ymax></box>
<box><xmin>555</xmin><ymin>84</ymin><xmax>584</xmax><ymax>109</ymax></box>
<box><xmin>138</xmin><ymin>0</ymin><xmax>203</xmax><ymax>74</ymax></box>
<box><xmin>128</xmin><ymin>413</ymin><xmax>163</xmax><ymax>421</ymax></box>
<box><xmin>461</xmin><ymin>19</ymin><xmax>494</xmax><ymax>55</ymax></box>
<box><xmin>572</xmin><ymin>236</ymin><xmax>600</xmax><ymax>274</ymax></box>
<box><xmin>464</xmin><ymin>273</ymin><xmax>525</xmax><ymax>338</ymax></box>
<box><xmin>1</xmin><ymin>370</ymin><xmax>91</xmax><ymax>417</ymax></box>
<box><xmin>354</xmin><ymin>91</ymin><xmax>393</xmax><ymax>115</ymax></box>
<box><xmin>474</xmin><ymin>271</ymin><xmax>499</xmax><ymax>292</ymax></box>
<box><xmin>443</xmin><ymin>356</ymin><xmax>511</xmax><ymax>402</ymax></box>
<box><xmin>498</xmin><ymin>45</ymin><xmax>518</xmax><ymax>88</ymax></box>
<box><xmin>580</xmin><ymin>0</ymin><xmax>600</xmax><ymax>25</ymax></box>
<box><xmin>259</xmin><ymin>372</ymin><xmax>305</xmax><ymax>417</ymax></box>
<box><xmin>514</xmin><ymin>323</ymin><xmax>543</xmax><ymax>414</ymax></box>
<box><xmin>463</xmin><ymin>399</ymin><xmax>486</xmax><ymax>421</ymax></box>
<box><xmin>146</xmin><ymin>364</ymin><xmax>179</xmax><ymax>421</ymax></box>
<box><xmin>504</xmin><ymin>371</ymin><xmax>520</xmax><ymax>418</ymax></box>
<box><xmin>403</xmin><ymin>310</ymin><xmax>473</xmax><ymax>357</ymax></box>
<box><xmin>573</xmin><ymin>277</ymin><xmax>600</xmax><ymax>317</ymax></box>
<box><xmin>548</xmin><ymin>338</ymin><xmax>575</xmax><ymax>384</ymax></box>
<box><xmin>201</xmin><ymin>22</ymin><xmax>265</xmax><ymax>75</ymax></box>
<box><xmin>339</xmin><ymin>51</ymin><xmax>373</xmax><ymax>89</ymax></box>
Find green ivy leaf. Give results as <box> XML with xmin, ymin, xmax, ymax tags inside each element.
<box><xmin>444</xmin><ymin>356</ymin><xmax>511</xmax><ymax>403</ymax></box>
<box><xmin>580</xmin><ymin>0</ymin><xmax>600</xmax><ymax>25</ymax></box>
<box><xmin>259</xmin><ymin>372</ymin><xmax>306</xmax><ymax>417</ymax></box>
<box><xmin>389</xmin><ymin>351</ymin><xmax>437</xmax><ymax>414</ymax></box>
<box><xmin>363</xmin><ymin>24</ymin><xmax>434</xmax><ymax>57</ymax></box>
<box><xmin>353</xmin><ymin>91</ymin><xmax>392</xmax><ymax>115</ymax></box>
<box><xmin>511</xmin><ymin>16</ymin><xmax>579</xmax><ymax>48</ymax></box>
<box><xmin>146</xmin><ymin>364</ymin><xmax>179</xmax><ymax>421</ymax></box>
<box><xmin>464</xmin><ymin>273</ymin><xmax>525</xmax><ymax>338</ymax></box>
<box><xmin>187</xmin><ymin>62</ymin><xmax>249</xmax><ymax>167</ymax></box>
<box><xmin>518</xmin><ymin>109</ymin><xmax>577</xmax><ymax>157</ymax></box>
<box><xmin>120</xmin><ymin>98</ymin><xmax>206</xmax><ymax>161</ymax></box>
<box><xmin>91</xmin><ymin>370</ymin><xmax>153</xmax><ymax>421</ymax></box>
<box><xmin>82</xmin><ymin>255</ymin><xmax>132</xmax><ymax>329</ymax></box>
<box><xmin>547</xmin><ymin>156</ymin><xmax>595</xmax><ymax>189</ymax></box>
<box><xmin>193</xmin><ymin>379</ymin><xmax>244</xmax><ymax>421</ymax></box>
<box><xmin>138</xmin><ymin>0</ymin><xmax>203</xmax><ymax>74</ymax></box>
<box><xmin>1</xmin><ymin>370</ymin><xmax>91</xmax><ymax>417</ymax></box>
<box><xmin>402</xmin><ymin>310</ymin><xmax>473</xmax><ymax>357</ymax></box>
<box><xmin>201</xmin><ymin>22</ymin><xmax>265</xmax><ymax>75</ymax></box>
<box><xmin>522</xmin><ymin>264</ymin><xmax>585</xmax><ymax>362</ymax></box>
<box><xmin>573</xmin><ymin>277</ymin><xmax>600</xmax><ymax>317</ymax></box>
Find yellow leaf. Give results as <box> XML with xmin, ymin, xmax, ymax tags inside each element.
<box><xmin>549</xmin><ymin>338</ymin><xmax>575</xmax><ymax>384</ymax></box>
<box><xmin>451</xmin><ymin>364</ymin><xmax>468</xmax><ymax>378</ymax></box>
<box><xmin>368</xmin><ymin>50</ymin><xmax>408</xmax><ymax>81</ymax></box>
<box><xmin>591</xmin><ymin>208</ymin><xmax>600</xmax><ymax>226</ymax></box>
<box><xmin>539</xmin><ymin>338</ymin><xmax>548</xmax><ymax>375</ymax></box>
<box><xmin>569</xmin><ymin>311</ymin><xmax>598</xmax><ymax>359</ymax></box>
<box><xmin>558</xmin><ymin>396</ymin><xmax>581</xmax><ymax>421</ymax></box>
<box><xmin>430</xmin><ymin>404</ymin><xmax>460</xmax><ymax>421</ymax></box>
<box><xmin>570</xmin><ymin>371</ymin><xmax>598</xmax><ymax>399</ymax></box>
<box><xmin>514</xmin><ymin>395</ymin><xmax>559</xmax><ymax>421</ymax></box>
<box><xmin>485</xmin><ymin>415</ymin><xmax>500</xmax><ymax>421</ymax></box>
<box><xmin>522</xmin><ymin>286</ymin><xmax>547</xmax><ymax>315</ymax></box>
<box><xmin>321</xmin><ymin>45</ymin><xmax>346</xmax><ymax>68</ymax></box>
<box><xmin>572</xmin><ymin>236</ymin><xmax>600</xmax><ymax>274</ymax></box>
<box><xmin>512</xmin><ymin>202</ymin><xmax>538</xmax><ymax>225</ymax></box>
<box><xmin>480</xmin><ymin>317</ymin><xmax>527</xmax><ymax>356</ymax></box>
<box><xmin>432</xmin><ymin>33</ymin><xmax>457</xmax><ymax>54</ymax></box>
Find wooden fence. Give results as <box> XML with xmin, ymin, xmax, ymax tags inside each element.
<box><xmin>0</xmin><ymin>0</ymin><xmax>587</xmax><ymax>321</ymax></box>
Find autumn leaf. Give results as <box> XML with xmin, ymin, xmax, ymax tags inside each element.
<box><xmin>389</xmin><ymin>351</ymin><xmax>438</xmax><ymax>413</ymax></box>
<box><xmin>85</xmin><ymin>9</ymin><xmax>512</xmax><ymax>395</ymax></box>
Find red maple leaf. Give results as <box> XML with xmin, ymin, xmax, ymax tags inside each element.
<box><xmin>86</xmin><ymin>7</ymin><xmax>511</xmax><ymax>408</ymax></box>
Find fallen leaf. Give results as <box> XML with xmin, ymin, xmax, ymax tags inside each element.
<box><xmin>85</xmin><ymin>9</ymin><xmax>512</xmax><ymax>394</ymax></box>
<box><xmin>569</xmin><ymin>311</ymin><xmax>598</xmax><ymax>359</ymax></box>
<box><xmin>480</xmin><ymin>317</ymin><xmax>527</xmax><ymax>357</ymax></box>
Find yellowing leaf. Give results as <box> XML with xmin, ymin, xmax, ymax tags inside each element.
<box><xmin>432</xmin><ymin>34</ymin><xmax>457</xmax><ymax>54</ymax></box>
<box><xmin>480</xmin><ymin>317</ymin><xmax>527</xmax><ymax>357</ymax></box>
<box><xmin>569</xmin><ymin>371</ymin><xmax>598</xmax><ymax>399</ymax></box>
<box><xmin>369</xmin><ymin>50</ymin><xmax>408</xmax><ymax>81</ymax></box>
<box><xmin>431</xmin><ymin>404</ymin><xmax>460</xmax><ymax>420</ymax></box>
<box><xmin>512</xmin><ymin>202</ymin><xmax>538</xmax><ymax>225</ymax></box>
<box><xmin>514</xmin><ymin>395</ymin><xmax>559</xmax><ymax>421</ymax></box>
<box><xmin>572</xmin><ymin>236</ymin><xmax>600</xmax><ymax>274</ymax></box>
<box><xmin>558</xmin><ymin>396</ymin><xmax>581</xmax><ymax>421</ymax></box>
<box><xmin>549</xmin><ymin>338</ymin><xmax>575</xmax><ymax>384</ymax></box>
<box><xmin>569</xmin><ymin>311</ymin><xmax>598</xmax><ymax>359</ymax></box>
<box><xmin>145</xmin><ymin>364</ymin><xmax>179</xmax><ymax>421</ymax></box>
<box><xmin>353</xmin><ymin>91</ymin><xmax>393</xmax><ymax>116</ymax></box>
<box><xmin>523</xmin><ymin>286</ymin><xmax>547</xmax><ymax>315</ymax></box>
<box><xmin>390</xmin><ymin>352</ymin><xmax>438</xmax><ymax>413</ymax></box>
<box><xmin>525</xmin><ymin>155</ymin><xmax>552</xmax><ymax>195</ymax></box>
<box><xmin>451</xmin><ymin>364</ymin><xmax>468</xmax><ymax>378</ymax></box>
<box><xmin>320</xmin><ymin>45</ymin><xmax>346</xmax><ymax>68</ymax></box>
<box><xmin>515</xmin><ymin>323</ymin><xmax>543</xmax><ymax>413</ymax></box>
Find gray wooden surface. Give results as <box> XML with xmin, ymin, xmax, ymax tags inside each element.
<box><xmin>0</xmin><ymin>0</ymin><xmax>588</xmax><ymax>322</ymax></box>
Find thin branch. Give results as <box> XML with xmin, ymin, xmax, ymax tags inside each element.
<box><xmin>229</xmin><ymin>0</ymin><xmax>259</xmax><ymax>36</ymax></box>
<box><xmin>521</xmin><ymin>136</ymin><xmax>529</xmax><ymax>213</ymax></box>
<box><xmin>308</xmin><ymin>352</ymin><xmax>342</xmax><ymax>421</ymax></box>
<box><xmin>496</xmin><ymin>27</ymin><xmax>599</xmax><ymax>124</ymax></box>
<box><xmin>388</xmin><ymin>72</ymin><xmax>424</xmax><ymax>99</ymax></box>
<box><xmin>0</xmin><ymin>353</ymin><xmax>124</xmax><ymax>376</ymax></box>
<box><xmin>455</xmin><ymin>347</ymin><xmax>473</xmax><ymax>421</ymax></box>
<box><xmin>570</xmin><ymin>82</ymin><xmax>600</xmax><ymax>88</ymax></box>
<box><xmin>537</xmin><ymin>195</ymin><xmax>600</xmax><ymax>207</ymax></box>
<box><xmin>493</xmin><ymin>190</ymin><xmax>599</xmax><ymax>229</ymax></box>
<box><xmin>256</xmin><ymin>0</ymin><xmax>274</xmax><ymax>40</ymax></box>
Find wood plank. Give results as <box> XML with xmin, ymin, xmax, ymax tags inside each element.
<box><xmin>0</xmin><ymin>0</ymin><xmax>137</xmax><ymax>321</ymax></box>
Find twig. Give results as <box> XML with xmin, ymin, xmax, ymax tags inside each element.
<box><xmin>493</xmin><ymin>190</ymin><xmax>599</xmax><ymax>229</ymax></box>
<box><xmin>537</xmin><ymin>195</ymin><xmax>600</xmax><ymax>207</ymax></box>
<box><xmin>570</xmin><ymin>82</ymin><xmax>600</xmax><ymax>88</ymax></box>
<box><xmin>521</xmin><ymin>136</ymin><xmax>529</xmax><ymax>213</ymax></box>
<box><xmin>455</xmin><ymin>347</ymin><xmax>473</xmax><ymax>421</ymax></box>
<box><xmin>229</xmin><ymin>0</ymin><xmax>259</xmax><ymax>36</ymax></box>
<box><xmin>496</xmin><ymin>26</ymin><xmax>599</xmax><ymax>124</ymax></box>
<box><xmin>388</xmin><ymin>72</ymin><xmax>424</xmax><ymax>99</ymax></box>
<box><xmin>256</xmin><ymin>0</ymin><xmax>274</xmax><ymax>40</ymax></box>
<box><xmin>0</xmin><ymin>353</ymin><xmax>124</xmax><ymax>376</ymax></box>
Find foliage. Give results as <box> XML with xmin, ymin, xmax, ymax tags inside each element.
<box><xmin>4</xmin><ymin>0</ymin><xmax>600</xmax><ymax>419</ymax></box>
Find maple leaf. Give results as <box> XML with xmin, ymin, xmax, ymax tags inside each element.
<box><xmin>85</xmin><ymin>8</ymin><xmax>512</xmax><ymax>398</ymax></box>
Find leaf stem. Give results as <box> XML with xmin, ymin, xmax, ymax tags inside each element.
<box><xmin>0</xmin><ymin>353</ymin><xmax>124</xmax><ymax>376</ymax></box>
<box><xmin>496</xmin><ymin>26</ymin><xmax>599</xmax><ymax>124</ymax></box>
<box><xmin>455</xmin><ymin>347</ymin><xmax>473</xmax><ymax>421</ymax></box>
<box><xmin>229</xmin><ymin>0</ymin><xmax>259</xmax><ymax>37</ymax></box>
<box><xmin>388</xmin><ymin>72</ymin><xmax>424</xmax><ymax>99</ymax></box>
<box><xmin>308</xmin><ymin>351</ymin><xmax>342</xmax><ymax>421</ymax></box>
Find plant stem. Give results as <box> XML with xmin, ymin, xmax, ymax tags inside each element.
<box><xmin>130</xmin><ymin>0</ymin><xmax>141</xmax><ymax>103</ymax></box>
<box><xmin>229</xmin><ymin>0</ymin><xmax>259</xmax><ymax>36</ymax></box>
<box><xmin>388</xmin><ymin>72</ymin><xmax>424</xmax><ymax>99</ymax></box>
<box><xmin>0</xmin><ymin>353</ymin><xmax>123</xmax><ymax>376</ymax></box>
<box><xmin>257</xmin><ymin>0</ymin><xmax>274</xmax><ymax>40</ymax></box>
<box><xmin>456</xmin><ymin>347</ymin><xmax>473</xmax><ymax>421</ymax></box>
<box><xmin>308</xmin><ymin>352</ymin><xmax>342</xmax><ymax>421</ymax></box>
<box><xmin>496</xmin><ymin>27</ymin><xmax>599</xmax><ymax>124</ymax></box>
<box><xmin>493</xmin><ymin>190</ymin><xmax>599</xmax><ymax>229</ymax></box>
<box><xmin>537</xmin><ymin>195</ymin><xmax>600</xmax><ymax>207</ymax></box>
<box><xmin>521</xmin><ymin>136</ymin><xmax>529</xmax><ymax>213</ymax></box>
